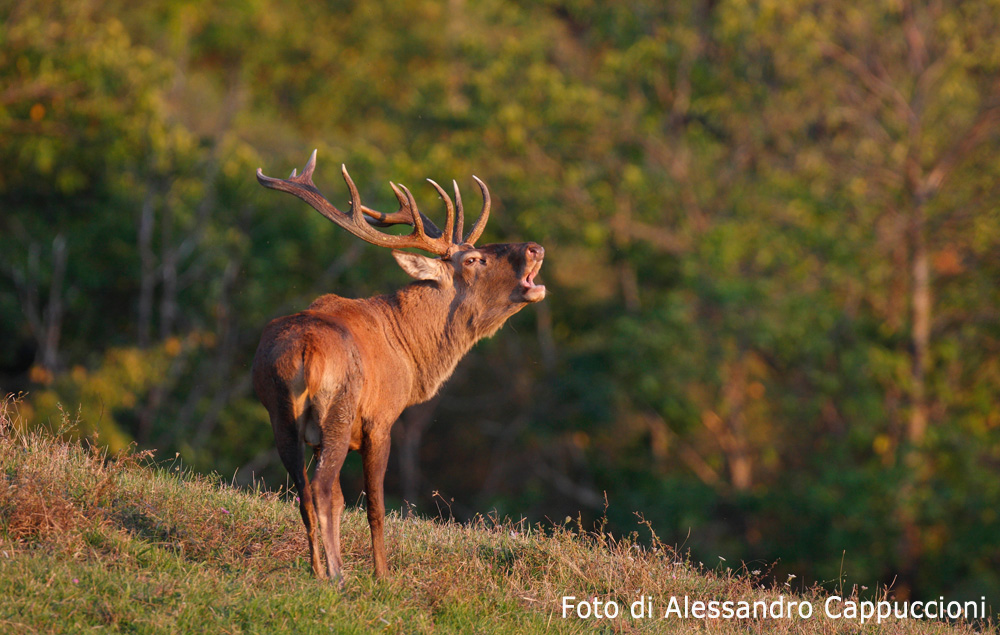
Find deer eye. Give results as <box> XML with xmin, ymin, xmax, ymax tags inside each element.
<box><xmin>464</xmin><ymin>255</ymin><xmax>486</xmax><ymax>266</ymax></box>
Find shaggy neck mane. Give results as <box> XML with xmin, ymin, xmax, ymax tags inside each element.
<box><xmin>376</xmin><ymin>281</ymin><xmax>494</xmax><ymax>403</ymax></box>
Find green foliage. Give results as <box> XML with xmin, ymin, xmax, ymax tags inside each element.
<box><xmin>2</xmin><ymin>0</ymin><xmax>1000</xmax><ymax>606</ymax></box>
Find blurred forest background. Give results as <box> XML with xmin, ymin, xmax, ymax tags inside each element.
<box><xmin>3</xmin><ymin>0</ymin><xmax>1000</xmax><ymax>604</ymax></box>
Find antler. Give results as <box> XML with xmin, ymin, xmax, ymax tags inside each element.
<box><xmin>256</xmin><ymin>150</ymin><xmax>491</xmax><ymax>258</ymax></box>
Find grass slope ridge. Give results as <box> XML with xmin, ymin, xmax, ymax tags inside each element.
<box><xmin>0</xmin><ymin>399</ymin><xmax>988</xmax><ymax>634</ymax></box>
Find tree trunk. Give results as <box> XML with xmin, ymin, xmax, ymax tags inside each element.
<box><xmin>39</xmin><ymin>234</ymin><xmax>67</xmax><ymax>372</ymax></box>
<box><xmin>137</xmin><ymin>188</ymin><xmax>157</xmax><ymax>348</ymax></box>
<box><xmin>14</xmin><ymin>236</ymin><xmax>67</xmax><ymax>374</ymax></box>
<box><xmin>908</xmin><ymin>196</ymin><xmax>931</xmax><ymax>445</ymax></box>
<box><xmin>159</xmin><ymin>200</ymin><xmax>177</xmax><ymax>340</ymax></box>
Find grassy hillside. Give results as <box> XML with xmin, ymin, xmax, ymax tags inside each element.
<box><xmin>0</xmin><ymin>399</ymin><xmax>991</xmax><ymax>634</ymax></box>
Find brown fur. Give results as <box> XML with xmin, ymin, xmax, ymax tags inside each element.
<box><xmin>252</xmin><ymin>241</ymin><xmax>545</xmax><ymax>581</ymax></box>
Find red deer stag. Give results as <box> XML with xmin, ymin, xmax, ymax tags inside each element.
<box><xmin>252</xmin><ymin>150</ymin><xmax>546</xmax><ymax>582</ymax></box>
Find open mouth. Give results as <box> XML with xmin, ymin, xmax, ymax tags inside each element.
<box><xmin>520</xmin><ymin>260</ymin><xmax>546</xmax><ymax>301</ymax></box>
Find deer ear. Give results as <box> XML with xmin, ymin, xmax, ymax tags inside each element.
<box><xmin>392</xmin><ymin>251</ymin><xmax>452</xmax><ymax>283</ymax></box>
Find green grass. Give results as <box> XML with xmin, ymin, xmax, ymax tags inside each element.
<box><xmin>0</xmin><ymin>397</ymin><xmax>993</xmax><ymax>634</ymax></box>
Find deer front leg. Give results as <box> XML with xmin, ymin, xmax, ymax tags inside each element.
<box><xmin>362</xmin><ymin>431</ymin><xmax>392</xmax><ymax>578</ymax></box>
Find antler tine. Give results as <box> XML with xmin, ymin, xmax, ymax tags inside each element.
<box><xmin>341</xmin><ymin>164</ymin><xmax>366</xmax><ymax>226</ymax></box>
<box><xmin>452</xmin><ymin>180</ymin><xmax>465</xmax><ymax>245</ymax></box>
<box><xmin>302</xmin><ymin>148</ymin><xmax>318</xmax><ymax>180</ymax></box>
<box><xmin>284</xmin><ymin>148</ymin><xmax>317</xmax><ymax>181</ymax></box>
<box><xmin>395</xmin><ymin>183</ymin><xmax>426</xmax><ymax>239</ymax></box>
<box><xmin>426</xmin><ymin>179</ymin><xmax>455</xmax><ymax>250</ymax></box>
<box><xmin>256</xmin><ymin>154</ymin><xmax>321</xmax><ymax>198</ymax></box>
<box><xmin>462</xmin><ymin>176</ymin><xmax>491</xmax><ymax>245</ymax></box>
<box><xmin>376</xmin><ymin>181</ymin><xmax>413</xmax><ymax>227</ymax></box>
<box><xmin>363</xmin><ymin>184</ymin><xmax>445</xmax><ymax>239</ymax></box>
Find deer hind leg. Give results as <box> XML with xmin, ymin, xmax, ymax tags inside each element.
<box><xmin>272</xmin><ymin>411</ymin><xmax>326</xmax><ymax>579</ymax></box>
<box><xmin>311</xmin><ymin>407</ymin><xmax>353</xmax><ymax>584</ymax></box>
<box><xmin>362</xmin><ymin>429</ymin><xmax>392</xmax><ymax>578</ymax></box>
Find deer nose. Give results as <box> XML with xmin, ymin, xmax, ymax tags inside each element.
<box><xmin>526</xmin><ymin>243</ymin><xmax>545</xmax><ymax>260</ymax></box>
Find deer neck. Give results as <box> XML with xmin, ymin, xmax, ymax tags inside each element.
<box><xmin>381</xmin><ymin>282</ymin><xmax>484</xmax><ymax>404</ymax></box>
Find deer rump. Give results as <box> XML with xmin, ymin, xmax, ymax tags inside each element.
<box><xmin>252</xmin><ymin>151</ymin><xmax>545</xmax><ymax>583</ymax></box>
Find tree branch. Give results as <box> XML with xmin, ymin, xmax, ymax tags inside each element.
<box><xmin>924</xmin><ymin>85</ymin><xmax>1000</xmax><ymax>195</ymax></box>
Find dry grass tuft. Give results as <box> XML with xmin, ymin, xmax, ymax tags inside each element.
<box><xmin>1</xmin><ymin>395</ymin><xmax>305</xmax><ymax>570</ymax></box>
<box><xmin>1</xmin><ymin>397</ymin><xmax>80</xmax><ymax>545</ymax></box>
<box><xmin>2</xmin><ymin>471</ymin><xmax>83</xmax><ymax>542</ymax></box>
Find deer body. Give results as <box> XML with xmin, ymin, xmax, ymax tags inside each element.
<box><xmin>252</xmin><ymin>152</ymin><xmax>545</xmax><ymax>581</ymax></box>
